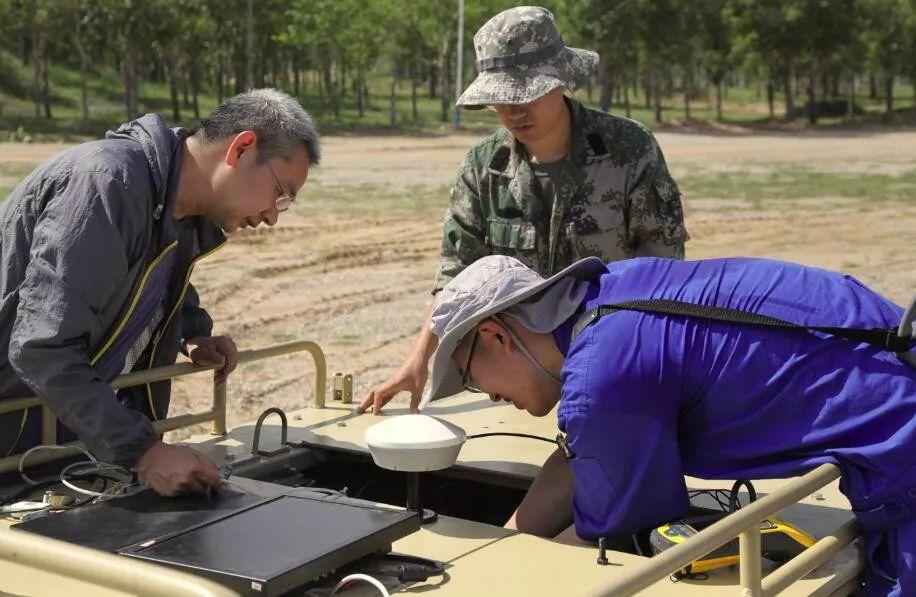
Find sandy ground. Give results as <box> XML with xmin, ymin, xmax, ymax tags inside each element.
<box><xmin>2</xmin><ymin>129</ymin><xmax>916</xmax><ymax>438</ymax></box>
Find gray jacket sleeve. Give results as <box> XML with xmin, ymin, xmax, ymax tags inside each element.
<box><xmin>9</xmin><ymin>170</ymin><xmax>157</xmax><ymax>466</ymax></box>
<box><xmin>180</xmin><ymin>283</ymin><xmax>213</xmax><ymax>342</ymax></box>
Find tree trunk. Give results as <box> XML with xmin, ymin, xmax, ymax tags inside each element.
<box><xmin>807</xmin><ymin>69</ymin><xmax>817</xmax><ymax>125</ymax></box>
<box><xmin>869</xmin><ymin>73</ymin><xmax>878</xmax><ymax>99</ymax></box>
<box><xmin>389</xmin><ymin>68</ymin><xmax>398</xmax><ymax>127</ymax></box>
<box><xmin>683</xmin><ymin>73</ymin><xmax>691</xmax><ymax>121</ymax></box>
<box><xmin>411</xmin><ymin>62</ymin><xmax>419</xmax><ymax>122</ymax></box>
<box><xmin>356</xmin><ymin>72</ymin><xmax>365</xmax><ymax>117</ymax></box>
<box><xmin>234</xmin><ymin>49</ymin><xmax>245</xmax><ymax>94</ymax></box>
<box><xmin>783</xmin><ymin>64</ymin><xmax>795</xmax><ymax>119</ymax></box>
<box><xmin>245</xmin><ymin>0</ymin><xmax>254</xmax><ymax>89</ymax></box>
<box><xmin>598</xmin><ymin>65</ymin><xmax>612</xmax><ymax>112</ymax></box>
<box><xmin>41</xmin><ymin>52</ymin><xmax>51</xmax><ymax>119</ymax></box>
<box><xmin>74</xmin><ymin>29</ymin><xmax>90</xmax><ymax>121</ymax></box>
<box><xmin>31</xmin><ymin>29</ymin><xmax>45</xmax><ymax>118</ymax></box>
<box><xmin>885</xmin><ymin>75</ymin><xmax>894</xmax><ymax>116</ymax></box>
<box><xmin>439</xmin><ymin>38</ymin><xmax>451</xmax><ymax>123</ymax></box>
<box><xmin>20</xmin><ymin>33</ymin><xmax>30</xmax><ymax>67</ymax></box>
<box><xmin>652</xmin><ymin>71</ymin><xmax>663</xmax><ymax>123</ymax></box>
<box><xmin>429</xmin><ymin>63</ymin><xmax>438</xmax><ymax>99</ymax></box>
<box><xmin>715</xmin><ymin>79</ymin><xmax>723</xmax><ymax>122</ymax></box>
<box><xmin>130</xmin><ymin>52</ymin><xmax>140</xmax><ymax>117</ymax></box>
<box><xmin>683</xmin><ymin>63</ymin><xmax>692</xmax><ymax>121</ymax></box>
<box><xmin>847</xmin><ymin>74</ymin><xmax>855</xmax><ymax>119</ymax></box>
<box><xmin>624</xmin><ymin>83</ymin><xmax>631</xmax><ymax>118</ymax></box>
<box><xmin>168</xmin><ymin>57</ymin><xmax>181</xmax><ymax>122</ymax></box>
<box><xmin>190</xmin><ymin>55</ymin><xmax>201</xmax><ymax>119</ymax></box>
<box><xmin>643</xmin><ymin>75</ymin><xmax>652</xmax><ymax>110</ymax></box>
<box><xmin>78</xmin><ymin>55</ymin><xmax>89</xmax><ymax>121</ymax></box>
<box><xmin>217</xmin><ymin>54</ymin><xmax>225</xmax><ymax>104</ymax></box>
<box><xmin>766</xmin><ymin>80</ymin><xmax>775</xmax><ymax>119</ymax></box>
<box><xmin>322</xmin><ymin>56</ymin><xmax>337</xmax><ymax>118</ymax></box>
<box><xmin>293</xmin><ymin>59</ymin><xmax>301</xmax><ymax>98</ymax></box>
<box><xmin>182</xmin><ymin>69</ymin><xmax>191</xmax><ymax>110</ymax></box>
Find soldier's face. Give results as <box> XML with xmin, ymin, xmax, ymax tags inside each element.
<box><xmin>491</xmin><ymin>88</ymin><xmax>568</xmax><ymax>147</ymax></box>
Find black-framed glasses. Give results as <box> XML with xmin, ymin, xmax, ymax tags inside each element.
<box><xmin>459</xmin><ymin>329</ymin><xmax>484</xmax><ymax>394</ymax></box>
<box><xmin>266</xmin><ymin>162</ymin><xmax>296</xmax><ymax>212</ymax></box>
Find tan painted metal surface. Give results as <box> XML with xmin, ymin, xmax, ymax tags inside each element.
<box><xmin>188</xmin><ymin>395</ymin><xmax>862</xmax><ymax>596</ymax></box>
<box><xmin>0</xmin><ymin>342</ymin><xmax>864</xmax><ymax>596</ymax></box>
<box><xmin>0</xmin><ymin>526</ymin><xmax>238</xmax><ymax>597</ymax></box>
<box><xmin>0</xmin><ymin>340</ymin><xmax>327</xmax><ymax>474</ymax></box>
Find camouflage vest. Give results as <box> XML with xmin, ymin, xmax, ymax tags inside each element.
<box><xmin>434</xmin><ymin>98</ymin><xmax>688</xmax><ymax>293</ymax></box>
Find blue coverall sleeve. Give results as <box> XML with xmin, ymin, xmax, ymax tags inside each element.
<box><xmin>560</xmin><ymin>327</ymin><xmax>691</xmax><ymax>539</ymax></box>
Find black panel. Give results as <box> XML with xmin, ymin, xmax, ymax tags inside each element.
<box><xmin>14</xmin><ymin>486</ymin><xmax>261</xmax><ymax>552</ymax></box>
<box><xmin>15</xmin><ymin>490</ymin><xmax>420</xmax><ymax>596</ymax></box>
<box><xmin>122</xmin><ymin>495</ymin><xmax>420</xmax><ymax>596</ymax></box>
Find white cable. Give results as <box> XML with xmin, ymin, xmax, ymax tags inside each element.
<box><xmin>60</xmin><ymin>461</ymin><xmax>138</xmax><ymax>500</ymax></box>
<box><xmin>18</xmin><ymin>444</ymin><xmax>97</xmax><ymax>485</ymax></box>
<box><xmin>59</xmin><ymin>461</ymin><xmax>108</xmax><ymax>497</ymax></box>
<box><xmin>329</xmin><ymin>573</ymin><xmax>391</xmax><ymax>597</ymax></box>
<box><xmin>17</xmin><ymin>444</ymin><xmax>141</xmax><ymax>503</ymax></box>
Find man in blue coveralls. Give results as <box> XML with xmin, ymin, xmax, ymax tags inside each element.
<box><xmin>420</xmin><ymin>254</ymin><xmax>916</xmax><ymax>596</ymax></box>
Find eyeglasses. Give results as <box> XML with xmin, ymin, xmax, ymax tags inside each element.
<box><xmin>266</xmin><ymin>162</ymin><xmax>297</xmax><ymax>212</ymax></box>
<box><xmin>459</xmin><ymin>329</ymin><xmax>484</xmax><ymax>394</ymax></box>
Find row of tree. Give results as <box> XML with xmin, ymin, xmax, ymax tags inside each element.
<box><xmin>574</xmin><ymin>0</ymin><xmax>916</xmax><ymax>123</ymax></box>
<box><xmin>0</xmin><ymin>0</ymin><xmax>914</xmax><ymax>126</ymax></box>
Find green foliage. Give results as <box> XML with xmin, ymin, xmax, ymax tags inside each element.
<box><xmin>0</xmin><ymin>0</ymin><xmax>912</xmax><ymax>134</ymax></box>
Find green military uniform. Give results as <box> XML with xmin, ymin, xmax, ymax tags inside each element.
<box><xmin>434</xmin><ymin>97</ymin><xmax>687</xmax><ymax>292</ymax></box>
<box><xmin>434</xmin><ymin>6</ymin><xmax>687</xmax><ymax>293</ymax></box>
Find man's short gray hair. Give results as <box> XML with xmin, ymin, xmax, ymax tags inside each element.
<box><xmin>197</xmin><ymin>88</ymin><xmax>321</xmax><ymax>165</ymax></box>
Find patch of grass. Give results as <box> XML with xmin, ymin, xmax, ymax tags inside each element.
<box><xmin>680</xmin><ymin>167</ymin><xmax>916</xmax><ymax>202</ymax></box>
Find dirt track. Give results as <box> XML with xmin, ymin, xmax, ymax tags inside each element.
<box><xmin>3</xmin><ymin>130</ymin><xmax>916</xmax><ymax>436</ymax></box>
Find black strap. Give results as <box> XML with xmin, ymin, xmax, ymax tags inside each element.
<box><xmin>571</xmin><ymin>298</ymin><xmax>915</xmax><ymax>353</ymax></box>
<box><xmin>477</xmin><ymin>42</ymin><xmax>565</xmax><ymax>72</ymax></box>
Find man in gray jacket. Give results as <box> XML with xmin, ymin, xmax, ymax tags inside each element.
<box><xmin>0</xmin><ymin>89</ymin><xmax>320</xmax><ymax>496</ymax></box>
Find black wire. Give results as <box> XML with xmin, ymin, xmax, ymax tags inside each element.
<box><xmin>688</xmin><ymin>489</ymin><xmax>733</xmax><ymax>513</ymax></box>
<box><xmin>466</xmin><ymin>432</ymin><xmax>557</xmax><ymax>445</ymax></box>
<box><xmin>729</xmin><ymin>479</ymin><xmax>757</xmax><ymax>512</ymax></box>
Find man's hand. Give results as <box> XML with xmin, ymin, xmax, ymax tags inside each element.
<box><xmin>358</xmin><ymin>357</ymin><xmax>427</xmax><ymax>415</ymax></box>
<box><xmin>136</xmin><ymin>441</ymin><xmax>222</xmax><ymax>497</ymax></box>
<box><xmin>185</xmin><ymin>335</ymin><xmax>238</xmax><ymax>383</ymax></box>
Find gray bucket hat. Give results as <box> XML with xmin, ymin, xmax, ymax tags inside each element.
<box><xmin>457</xmin><ymin>6</ymin><xmax>599</xmax><ymax>110</ymax></box>
<box><xmin>421</xmin><ymin>255</ymin><xmax>606</xmax><ymax>407</ymax></box>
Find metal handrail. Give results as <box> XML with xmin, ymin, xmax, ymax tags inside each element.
<box><xmin>588</xmin><ymin>463</ymin><xmax>861</xmax><ymax>597</ymax></box>
<box><xmin>0</xmin><ymin>339</ymin><xmax>327</xmax><ymax>474</ymax></box>
<box><xmin>0</xmin><ymin>526</ymin><xmax>240</xmax><ymax>597</ymax></box>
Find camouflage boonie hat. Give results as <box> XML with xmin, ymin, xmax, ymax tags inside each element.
<box><xmin>457</xmin><ymin>6</ymin><xmax>599</xmax><ymax>110</ymax></box>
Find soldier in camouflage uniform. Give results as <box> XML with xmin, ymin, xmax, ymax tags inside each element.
<box><xmin>360</xmin><ymin>6</ymin><xmax>687</xmax><ymax>414</ymax></box>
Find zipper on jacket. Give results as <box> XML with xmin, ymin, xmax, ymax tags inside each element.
<box><xmin>89</xmin><ymin>242</ymin><xmax>179</xmax><ymax>367</ymax></box>
<box><xmin>144</xmin><ymin>242</ymin><xmax>225</xmax><ymax>420</ymax></box>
